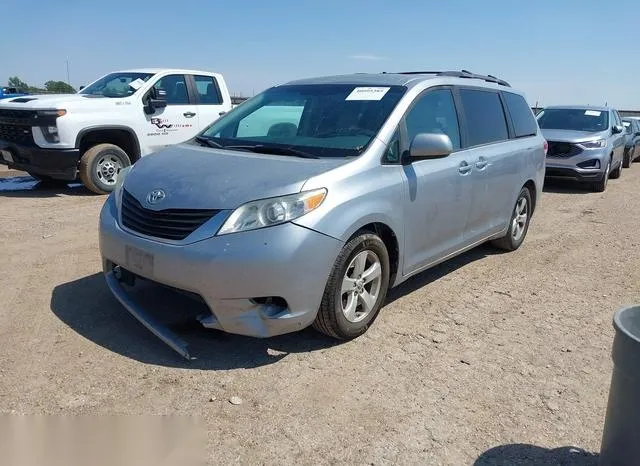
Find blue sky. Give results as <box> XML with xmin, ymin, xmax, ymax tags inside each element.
<box><xmin>4</xmin><ymin>0</ymin><xmax>639</xmax><ymax>108</ymax></box>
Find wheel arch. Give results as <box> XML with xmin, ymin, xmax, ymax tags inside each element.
<box><xmin>75</xmin><ymin>126</ymin><xmax>141</xmax><ymax>162</ymax></box>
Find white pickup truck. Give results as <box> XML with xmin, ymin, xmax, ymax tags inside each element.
<box><xmin>0</xmin><ymin>69</ymin><xmax>233</xmax><ymax>193</ymax></box>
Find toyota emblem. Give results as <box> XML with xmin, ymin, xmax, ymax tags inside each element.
<box><xmin>146</xmin><ymin>189</ymin><xmax>166</xmax><ymax>205</ymax></box>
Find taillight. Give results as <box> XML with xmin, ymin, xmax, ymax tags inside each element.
<box><xmin>543</xmin><ymin>140</ymin><xmax>548</xmax><ymax>156</ymax></box>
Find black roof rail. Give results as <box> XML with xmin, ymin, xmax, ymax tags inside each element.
<box><xmin>393</xmin><ymin>70</ymin><xmax>511</xmax><ymax>87</ymax></box>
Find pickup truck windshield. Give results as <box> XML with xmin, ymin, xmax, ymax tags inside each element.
<box><xmin>537</xmin><ymin>108</ymin><xmax>609</xmax><ymax>132</ymax></box>
<box><xmin>79</xmin><ymin>72</ymin><xmax>155</xmax><ymax>98</ymax></box>
<box><xmin>200</xmin><ymin>84</ymin><xmax>406</xmax><ymax>158</ymax></box>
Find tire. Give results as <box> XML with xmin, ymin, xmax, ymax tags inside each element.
<box><xmin>610</xmin><ymin>159</ymin><xmax>622</xmax><ymax>179</ymax></box>
<box><xmin>491</xmin><ymin>186</ymin><xmax>532</xmax><ymax>252</ymax></box>
<box><xmin>28</xmin><ymin>173</ymin><xmax>69</xmax><ymax>187</ymax></box>
<box><xmin>623</xmin><ymin>149</ymin><xmax>632</xmax><ymax>168</ymax></box>
<box><xmin>592</xmin><ymin>160</ymin><xmax>610</xmax><ymax>192</ymax></box>
<box><xmin>313</xmin><ymin>232</ymin><xmax>390</xmax><ymax>340</ymax></box>
<box><xmin>78</xmin><ymin>143</ymin><xmax>131</xmax><ymax>194</ymax></box>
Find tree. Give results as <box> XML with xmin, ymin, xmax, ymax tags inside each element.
<box><xmin>44</xmin><ymin>80</ymin><xmax>76</xmax><ymax>94</ymax></box>
<box><xmin>7</xmin><ymin>76</ymin><xmax>29</xmax><ymax>90</ymax></box>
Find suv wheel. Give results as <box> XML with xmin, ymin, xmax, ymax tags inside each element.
<box><xmin>623</xmin><ymin>150</ymin><xmax>632</xmax><ymax>168</ymax></box>
<box><xmin>492</xmin><ymin>186</ymin><xmax>532</xmax><ymax>251</ymax></box>
<box><xmin>313</xmin><ymin>232</ymin><xmax>390</xmax><ymax>339</ymax></box>
<box><xmin>610</xmin><ymin>159</ymin><xmax>622</xmax><ymax>179</ymax></box>
<box><xmin>592</xmin><ymin>160</ymin><xmax>610</xmax><ymax>192</ymax></box>
<box><xmin>79</xmin><ymin>143</ymin><xmax>131</xmax><ymax>194</ymax></box>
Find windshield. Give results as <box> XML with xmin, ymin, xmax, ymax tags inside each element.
<box><xmin>79</xmin><ymin>72</ymin><xmax>155</xmax><ymax>98</ymax></box>
<box><xmin>537</xmin><ymin>108</ymin><xmax>609</xmax><ymax>132</ymax></box>
<box><xmin>199</xmin><ymin>84</ymin><xmax>406</xmax><ymax>157</ymax></box>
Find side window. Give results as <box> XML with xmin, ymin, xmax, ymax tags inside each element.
<box><xmin>459</xmin><ymin>89</ymin><xmax>509</xmax><ymax>146</ymax></box>
<box><xmin>383</xmin><ymin>130</ymin><xmax>401</xmax><ymax>163</ymax></box>
<box><xmin>153</xmin><ymin>74</ymin><xmax>189</xmax><ymax>105</ymax></box>
<box><xmin>503</xmin><ymin>92</ymin><xmax>537</xmax><ymax>138</ymax></box>
<box><xmin>193</xmin><ymin>75</ymin><xmax>222</xmax><ymax>105</ymax></box>
<box><xmin>405</xmin><ymin>89</ymin><xmax>460</xmax><ymax>150</ymax></box>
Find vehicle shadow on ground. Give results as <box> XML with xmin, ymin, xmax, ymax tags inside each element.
<box><xmin>50</xmin><ymin>273</ymin><xmax>340</xmax><ymax>370</ymax></box>
<box><xmin>0</xmin><ymin>175</ymin><xmax>91</xmax><ymax>197</ymax></box>
<box><xmin>386</xmin><ymin>244</ymin><xmax>502</xmax><ymax>305</ymax></box>
<box><xmin>474</xmin><ymin>444</ymin><xmax>599</xmax><ymax>465</ymax></box>
<box><xmin>542</xmin><ymin>179</ymin><xmax>593</xmax><ymax>194</ymax></box>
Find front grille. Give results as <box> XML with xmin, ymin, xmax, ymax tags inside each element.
<box><xmin>547</xmin><ymin>141</ymin><xmax>582</xmax><ymax>158</ymax></box>
<box><xmin>0</xmin><ymin>124</ymin><xmax>34</xmax><ymax>144</ymax></box>
<box><xmin>121</xmin><ymin>190</ymin><xmax>220</xmax><ymax>240</ymax></box>
<box><xmin>0</xmin><ymin>109</ymin><xmax>38</xmax><ymax>145</ymax></box>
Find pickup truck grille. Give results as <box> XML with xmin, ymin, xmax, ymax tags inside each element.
<box><xmin>546</xmin><ymin>141</ymin><xmax>582</xmax><ymax>158</ymax></box>
<box><xmin>0</xmin><ymin>109</ymin><xmax>38</xmax><ymax>145</ymax></box>
<box><xmin>0</xmin><ymin>124</ymin><xmax>34</xmax><ymax>145</ymax></box>
<box><xmin>121</xmin><ymin>190</ymin><xmax>220</xmax><ymax>241</ymax></box>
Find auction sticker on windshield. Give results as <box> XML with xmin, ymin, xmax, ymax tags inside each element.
<box><xmin>346</xmin><ymin>87</ymin><xmax>390</xmax><ymax>101</ymax></box>
<box><xmin>585</xmin><ymin>110</ymin><xmax>602</xmax><ymax>117</ymax></box>
<box><xmin>128</xmin><ymin>78</ymin><xmax>146</xmax><ymax>90</ymax></box>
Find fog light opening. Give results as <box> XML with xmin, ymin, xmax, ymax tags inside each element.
<box><xmin>577</xmin><ymin>159</ymin><xmax>600</xmax><ymax>169</ymax></box>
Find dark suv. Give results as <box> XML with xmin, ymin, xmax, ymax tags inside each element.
<box><xmin>622</xmin><ymin>118</ymin><xmax>640</xmax><ymax>167</ymax></box>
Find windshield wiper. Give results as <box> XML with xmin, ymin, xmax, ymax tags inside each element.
<box><xmin>194</xmin><ymin>136</ymin><xmax>225</xmax><ymax>149</ymax></box>
<box><xmin>225</xmin><ymin>144</ymin><xmax>318</xmax><ymax>159</ymax></box>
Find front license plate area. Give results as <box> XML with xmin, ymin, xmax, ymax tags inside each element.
<box><xmin>125</xmin><ymin>245</ymin><xmax>154</xmax><ymax>277</ymax></box>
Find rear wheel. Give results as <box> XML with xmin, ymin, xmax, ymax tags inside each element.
<box><xmin>78</xmin><ymin>143</ymin><xmax>131</xmax><ymax>194</ymax></box>
<box><xmin>313</xmin><ymin>232</ymin><xmax>390</xmax><ymax>339</ymax></box>
<box><xmin>492</xmin><ymin>186</ymin><xmax>532</xmax><ymax>251</ymax></box>
<box><xmin>592</xmin><ymin>160</ymin><xmax>610</xmax><ymax>192</ymax></box>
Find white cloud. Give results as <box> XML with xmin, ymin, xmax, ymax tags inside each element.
<box><xmin>349</xmin><ymin>54</ymin><xmax>386</xmax><ymax>61</ymax></box>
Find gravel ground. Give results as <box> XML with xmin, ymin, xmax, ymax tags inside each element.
<box><xmin>1</xmin><ymin>164</ymin><xmax>638</xmax><ymax>465</ymax></box>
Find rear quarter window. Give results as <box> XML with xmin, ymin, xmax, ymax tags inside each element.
<box><xmin>459</xmin><ymin>89</ymin><xmax>509</xmax><ymax>147</ymax></box>
<box><xmin>503</xmin><ymin>92</ymin><xmax>537</xmax><ymax>138</ymax></box>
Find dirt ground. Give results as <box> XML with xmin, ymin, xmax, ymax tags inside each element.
<box><xmin>1</xmin><ymin>162</ymin><xmax>638</xmax><ymax>465</ymax></box>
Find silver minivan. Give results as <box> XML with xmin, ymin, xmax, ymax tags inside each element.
<box><xmin>99</xmin><ymin>70</ymin><xmax>546</xmax><ymax>358</ymax></box>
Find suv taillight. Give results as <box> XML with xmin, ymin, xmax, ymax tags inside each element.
<box><xmin>543</xmin><ymin>140</ymin><xmax>548</xmax><ymax>156</ymax></box>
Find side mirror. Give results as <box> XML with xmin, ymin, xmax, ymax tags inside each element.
<box><xmin>612</xmin><ymin>125</ymin><xmax>624</xmax><ymax>134</ymax></box>
<box><xmin>79</xmin><ymin>85</ymin><xmax>85</xmax><ymax>91</ymax></box>
<box><xmin>144</xmin><ymin>88</ymin><xmax>167</xmax><ymax>115</ymax></box>
<box><xmin>405</xmin><ymin>133</ymin><xmax>453</xmax><ymax>162</ymax></box>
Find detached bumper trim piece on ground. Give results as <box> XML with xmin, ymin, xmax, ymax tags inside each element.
<box><xmin>104</xmin><ymin>269</ymin><xmax>192</xmax><ymax>360</ymax></box>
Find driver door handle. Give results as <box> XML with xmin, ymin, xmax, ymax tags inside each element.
<box><xmin>458</xmin><ymin>161</ymin><xmax>472</xmax><ymax>175</ymax></box>
<box><xmin>183</xmin><ymin>112</ymin><xmax>196</xmax><ymax>118</ymax></box>
<box><xmin>476</xmin><ymin>157</ymin><xmax>489</xmax><ymax>170</ymax></box>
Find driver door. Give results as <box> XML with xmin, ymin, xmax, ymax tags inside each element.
<box><xmin>401</xmin><ymin>88</ymin><xmax>474</xmax><ymax>275</ymax></box>
<box><xmin>144</xmin><ymin>74</ymin><xmax>199</xmax><ymax>153</ymax></box>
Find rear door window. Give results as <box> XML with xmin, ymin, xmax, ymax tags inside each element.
<box><xmin>459</xmin><ymin>89</ymin><xmax>509</xmax><ymax>147</ymax></box>
<box><xmin>503</xmin><ymin>92</ymin><xmax>537</xmax><ymax>138</ymax></box>
<box><xmin>193</xmin><ymin>75</ymin><xmax>222</xmax><ymax>104</ymax></box>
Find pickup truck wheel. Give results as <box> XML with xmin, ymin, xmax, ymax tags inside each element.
<box><xmin>313</xmin><ymin>232</ymin><xmax>390</xmax><ymax>340</ymax></box>
<box><xmin>491</xmin><ymin>186</ymin><xmax>532</xmax><ymax>251</ymax></box>
<box><xmin>79</xmin><ymin>143</ymin><xmax>131</xmax><ymax>194</ymax></box>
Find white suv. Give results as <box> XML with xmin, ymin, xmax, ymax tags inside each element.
<box><xmin>0</xmin><ymin>69</ymin><xmax>232</xmax><ymax>193</ymax></box>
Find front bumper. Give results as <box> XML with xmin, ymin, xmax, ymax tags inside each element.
<box><xmin>0</xmin><ymin>139</ymin><xmax>79</xmax><ymax>180</ymax></box>
<box><xmin>544</xmin><ymin>165</ymin><xmax>604</xmax><ymax>182</ymax></box>
<box><xmin>99</xmin><ymin>195</ymin><xmax>343</xmax><ymax>355</ymax></box>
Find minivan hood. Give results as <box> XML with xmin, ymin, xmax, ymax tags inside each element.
<box><xmin>0</xmin><ymin>93</ymin><xmax>105</xmax><ymax>109</ymax></box>
<box><xmin>540</xmin><ymin>129</ymin><xmax>608</xmax><ymax>143</ymax></box>
<box><xmin>123</xmin><ymin>144</ymin><xmax>349</xmax><ymax>210</ymax></box>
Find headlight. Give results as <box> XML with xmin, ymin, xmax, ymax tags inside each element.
<box><xmin>217</xmin><ymin>188</ymin><xmax>327</xmax><ymax>235</ymax></box>
<box><xmin>40</xmin><ymin>125</ymin><xmax>59</xmax><ymax>143</ymax></box>
<box><xmin>37</xmin><ymin>109</ymin><xmax>67</xmax><ymax>117</ymax></box>
<box><xmin>579</xmin><ymin>139</ymin><xmax>606</xmax><ymax>149</ymax></box>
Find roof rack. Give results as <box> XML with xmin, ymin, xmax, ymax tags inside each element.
<box><xmin>391</xmin><ymin>70</ymin><xmax>511</xmax><ymax>87</ymax></box>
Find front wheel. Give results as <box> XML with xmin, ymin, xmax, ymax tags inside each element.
<box><xmin>491</xmin><ymin>186</ymin><xmax>532</xmax><ymax>251</ymax></box>
<box><xmin>313</xmin><ymin>232</ymin><xmax>390</xmax><ymax>339</ymax></box>
<box><xmin>79</xmin><ymin>143</ymin><xmax>131</xmax><ymax>195</ymax></box>
<box><xmin>610</xmin><ymin>158</ymin><xmax>622</xmax><ymax>179</ymax></box>
<box><xmin>623</xmin><ymin>150</ymin><xmax>632</xmax><ymax>168</ymax></box>
<box><xmin>592</xmin><ymin>160</ymin><xmax>610</xmax><ymax>192</ymax></box>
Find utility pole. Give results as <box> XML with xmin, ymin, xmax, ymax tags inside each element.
<box><xmin>66</xmin><ymin>60</ymin><xmax>71</xmax><ymax>86</ymax></box>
